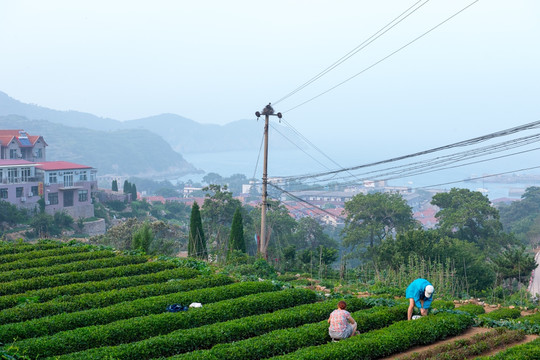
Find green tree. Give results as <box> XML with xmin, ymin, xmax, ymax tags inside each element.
<box><xmin>343</xmin><ymin>192</ymin><xmax>416</xmax><ymax>251</ymax></box>
<box><xmin>112</xmin><ymin>179</ymin><xmax>118</xmax><ymax>192</ymax></box>
<box><xmin>123</xmin><ymin>180</ymin><xmax>131</xmax><ymax>194</ymax></box>
<box><xmin>132</xmin><ymin>222</ymin><xmax>153</xmax><ymax>253</ymax></box>
<box><xmin>499</xmin><ymin>186</ymin><xmax>540</xmax><ymax>245</ymax></box>
<box><xmin>294</xmin><ymin>217</ymin><xmax>336</xmax><ymax>251</ymax></box>
<box><xmin>431</xmin><ymin>188</ymin><xmax>509</xmax><ymax>251</ymax></box>
<box><xmin>201</xmin><ymin>185</ymin><xmax>242</xmax><ymax>257</ymax></box>
<box><xmin>188</xmin><ymin>202</ymin><xmax>207</xmax><ymax>259</ymax></box>
<box><xmin>228</xmin><ymin>207</ymin><xmax>246</xmax><ymax>253</ymax></box>
<box><xmin>131</xmin><ymin>184</ymin><xmax>138</xmax><ymax>201</ymax></box>
<box><xmin>493</xmin><ymin>246</ymin><xmax>536</xmax><ymax>286</ymax></box>
<box><xmin>202</xmin><ymin>172</ymin><xmax>223</xmax><ymax>186</ymax></box>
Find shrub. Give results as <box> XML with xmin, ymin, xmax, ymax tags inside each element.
<box><xmin>0</xmin><ymin>267</ymin><xmax>200</xmax><ymax>311</ymax></box>
<box><xmin>456</xmin><ymin>303</ymin><xmax>486</xmax><ymax>315</ymax></box>
<box><xmin>0</xmin><ymin>241</ymin><xmax>63</xmax><ymax>255</ymax></box>
<box><xmin>0</xmin><ymin>250</ymin><xmax>115</xmax><ymax>273</ymax></box>
<box><xmin>0</xmin><ymin>247</ymin><xmax>90</xmax><ymax>265</ymax></box>
<box><xmin>0</xmin><ymin>261</ymin><xmax>176</xmax><ymax>296</ymax></box>
<box><xmin>0</xmin><ymin>274</ymin><xmax>233</xmax><ymax>324</ymax></box>
<box><xmin>474</xmin><ymin>337</ymin><xmax>540</xmax><ymax>359</ymax></box>
<box><xmin>272</xmin><ymin>313</ymin><xmax>474</xmax><ymax>360</ymax></box>
<box><xmin>477</xmin><ymin>308</ymin><xmax>522</xmax><ymax>326</ymax></box>
<box><xmin>13</xmin><ymin>287</ymin><xmax>315</xmax><ymax>358</ymax></box>
<box><xmin>55</xmin><ymin>297</ymin><xmax>374</xmax><ymax>360</ymax></box>
<box><xmin>0</xmin><ymin>255</ymin><xmax>147</xmax><ymax>282</ymax></box>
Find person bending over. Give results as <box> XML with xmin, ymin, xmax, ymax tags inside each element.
<box><xmin>406</xmin><ymin>278</ymin><xmax>434</xmax><ymax>320</ymax></box>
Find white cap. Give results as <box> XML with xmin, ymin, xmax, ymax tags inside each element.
<box><xmin>425</xmin><ymin>285</ymin><xmax>434</xmax><ymax>298</ymax></box>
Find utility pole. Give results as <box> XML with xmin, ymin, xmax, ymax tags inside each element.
<box><xmin>255</xmin><ymin>103</ymin><xmax>282</xmax><ymax>259</ymax></box>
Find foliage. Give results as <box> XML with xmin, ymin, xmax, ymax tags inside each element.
<box><xmin>475</xmin><ymin>337</ymin><xmax>540</xmax><ymax>359</ymax></box>
<box><xmin>11</xmin><ymin>287</ymin><xmax>312</xmax><ymax>358</ymax></box>
<box><xmin>132</xmin><ymin>222</ymin><xmax>153</xmax><ymax>253</ymax></box>
<box><xmin>105</xmin><ymin>200</ymin><xmax>126</xmax><ymax>211</ymax></box>
<box><xmin>0</xmin><ymin>274</ymin><xmax>230</xmax><ymax>324</ymax></box>
<box><xmin>492</xmin><ymin>246</ymin><xmax>536</xmax><ymax>286</ymax></box>
<box><xmin>228</xmin><ymin>207</ymin><xmax>246</xmax><ymax>253</ymax></box>
<box><xmin>111</xmin><ymin>179</ymin><xmax>118</xmax><ymax>192</ymax></box>
<box><xmin>431</xmin><ymin>188</ymin><xmax>510</xmax><ymax>252</ymax></box>
<box><xmin>0</xmin><ymin>267</ymin><xmax>200</xmax><ymax>311</ymax></box>
<box><xmin>0</xmin><ymin>201</ymin><xmax>29</xmax><ymax>229</ymax></box>
<box><xmin>272</xmin><ymin>312</ymin><xmax>474</xmax><ymax>360</ymax></box>
<box><xmin>499</xmin><ymin>186</ymin><xmax>540</xmax><ymax>246</ymax></box>
<box><xmin>188</xmin><ymin>201</ymin><xmax>207</xmax><ymax>259</ymax></box>
<box><xmin>342</xmin><ymin>192</ymin><xmax>416</xmax><ymax>263</ymax></box>
<box><xmin>56</xmin><ymin>297</ymin><xmax>371</xmax><ymax>360</ymax></box>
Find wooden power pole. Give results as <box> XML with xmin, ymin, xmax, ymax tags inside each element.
<box><xmin>255</xmin><ymin>103</ymin><xmax>281</xmax><ymax>259</ymax></box>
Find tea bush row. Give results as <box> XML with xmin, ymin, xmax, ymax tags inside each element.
<box><xmin>54</xmin><ymin>297</ymin><xmax>374</xmax><ymax>360</ymax></box>
<box><xmin>480</xmin><ymin>311</ymin><xmax>540</xmax><ymax>334</ymax></box>
<box><xmin>271</xmin><ymin>312</ymin><xmax>474</xmax><ymax>360</ymax></box>
<box><xmin>0</xmin><ymin>250</ymin><xmax>115</xmax><ymax>273</ymax></box>
<box><xmin>476</xmin><ymin>308</ymin><xmax>522</xmax><ymax>326</ymax></box>
<box><xmin>0</xmin><ymin>274</ymin><xmax>233</xmax><ymax>324</ymax></box>
<box><xmin>15</xmin><ymin>288</ymin><xmax>316</xmax><ymax>358</ymax></box>
<box><xmin>0</xmin><ymin>246</ymin><xmax>91</xmax><ymax>265</ymax></box>
<box><xmin>0</xmin><ymin>267</ymin><xmax>200</xmax><ymax>311</ymax></box>
<box><xmin>173</xmin><ymin>304</ymin><xmax>409</xmax><ymax>360</ymax></box>
<box><xmin>1</xmin><ymin>281</ymin><xmax>280</xmax><ymax>342</ymax></box>
<box><xmin>0</xmin><ymin>255</ymin><xmax>148</xmax><ymax>282</ymax></box>
<box><xmin>0</xmin><ymin>261</ymin><xmax>177</xmax><ymax>295</ymax></box>
<box><xmin>0</xmin><ymin>241</ymin><xmax>63</xmax><ymax>255</ymax></box>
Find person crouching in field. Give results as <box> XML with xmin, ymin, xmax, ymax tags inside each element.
<box><xmin>406</xmin><ymin>278</ymin><xmax>435</xmax><ymax>320</ymax></box>
<box><xmin>328</xmin><ymin>300</ymin><xmax>358</xmax><ymax>340</ymax></box>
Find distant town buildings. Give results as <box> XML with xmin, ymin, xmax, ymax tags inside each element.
<box><xmin>0</xmin><ymin>130</ymin><xmax>97</xmax><ymax>219</ymax></box>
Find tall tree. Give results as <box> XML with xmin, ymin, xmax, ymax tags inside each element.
<box><xmin>132</xmin><ymin>222</ymin><xmax>153</xmax><ymax>253</ymax></box>
<box><xmin>228</xmin><ymin>207</ymin><xmax>246</xmax><ymax>253</ymax></box>
<box><xmin>188</xmin><ymin>202</ymin><xmax>207</xmax><ymax>259</ymax></box>
<box><xmin>431</xmin><ymin>188</ymin><xmax>508</xmax><ymax>251</ymax></box>
<box><xmin>123</xmin><ymin>180</ymin><xmax>131</xmax><ymax>194</ymax></box>
<box><xmin>112</xmin><ymin>179</ymin><xmax>118</xmax><ymax>192</ymax></box>
<box><xmin>343</xmin><ymin>192</ymin><xmax>416</xmax><ymax>251</ymax></box>
<box><xmin>131</xmin><ymin>183</ymin><xmax>138</xmax><ymax>201</ymax></box>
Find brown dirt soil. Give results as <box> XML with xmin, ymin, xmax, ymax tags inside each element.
<box><xmin>379</xmin><ymin>327</ymin><xmax>539</xmax><ymax>360</ymax></box>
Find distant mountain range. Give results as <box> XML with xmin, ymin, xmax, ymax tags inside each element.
<box><xmin>0</xmin><ymin>91</ymin><xmax>294</xmax><ymax>177</ymax></box>
<box><xmin>0</xmin><ymin>91</ymin><xmax>293</xmax><ymax>154</ymax></box>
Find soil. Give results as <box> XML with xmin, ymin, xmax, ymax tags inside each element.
<box><xmin>379</xmin><ymin>327</ymin><xmax>539</xmax><ymax>360</ymax></box>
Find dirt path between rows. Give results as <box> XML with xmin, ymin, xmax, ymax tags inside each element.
<box><xmin>379</xmin><ymin>327</ymin><xmax>539</xmax><ymax>360</ymax></box>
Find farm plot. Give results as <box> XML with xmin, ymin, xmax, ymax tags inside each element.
<box><xmin>0</xmin><ymin>241</ymin><xmax>537</xmax><ymax>359</ymax></box>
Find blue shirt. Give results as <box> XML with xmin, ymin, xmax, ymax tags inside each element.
<box><xmin>405</xmin><ymin>278</ymin><xmax>434</xmax><ymax>309</ymax></box>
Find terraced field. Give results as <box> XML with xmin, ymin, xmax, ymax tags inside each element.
<box><xmin>0</xmin><ymin>240</ymin><xmax>538</xmax><ymax>359</ymax></box>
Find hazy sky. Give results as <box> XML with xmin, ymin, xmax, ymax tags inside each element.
<box><xmin>1</xmin><ymin>0</ymin><xmax>539</xmax><ymax>162</ymax></box>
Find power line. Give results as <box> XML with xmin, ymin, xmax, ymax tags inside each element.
<box><xmin>278</xmin><ymin>119</ymin><xmax>540</xmax><ymax>183</ymax></box>
<box><xmin>273</xmin><ymin>0</ymin><xmax>431</xmax><ymax>106</ymax></box>
<box><xmin>284</xmin><ymin>0</ymin><xmax>480</xmax><ymax>114</ymax></box>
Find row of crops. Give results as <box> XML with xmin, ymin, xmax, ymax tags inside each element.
<box><xmin>0</xmin><ymin>240</ymin><xmax>538</xmax><ymax>359</ymax></box>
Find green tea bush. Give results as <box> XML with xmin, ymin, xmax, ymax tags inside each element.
<box><xmin>55</xmin><ymin>297</ymin><xmax>373</xmax><ymax>360</ymax></box>
<box><xmin>13</xmin><ymin>288</ymin><xmax>314</xmax><ymax>358</ymax></box>
<box><xmin>1</xmin><ymin>281</ymin><xmax>279</xmax><ymax>342</ymax></box>
<box><xmin>0</xmin><ymin>267</ymin><xmax>200</xmax><ymax>311</ymax></box>
<box><xmin>0</xmin><ymin>247</ymin><xmax>90</xmax><ymax>265</ymax></box>
<box><xmin>0</xmin><ymin>255</ymin><xmax>147</xmax><ymax>282</ymax></box>
<box><xmin>456</xmin><ymin>304</ymin><xmax>486</xmax><ymax>315</ymax></box>
<box><xmin>0</xmin><ymin>241</ymin><xmax>63</xmax><ymax>255</ymax></box>
<box><xmin>173</xmin><ymin>305</ymin><xmax>408</xmax><ymax>360</ymax></box>
<box><xmin>0</xmin><ymin>250</ymin><xmax>115</xmax><ymax>272</ymax></box>
<box><xmin>272</xmin><ymin>313</ymin><xmax>474</xmax><ymax>360</ymax></box>
<box><xmin>477</xmin><ymin>308</ymin><xmax>522</xmax><ymax>326</ymax></box>
<box><xmin>0</xmin><ymin>274</ymin><xmax>233</xmax><ymax>324</ymax></box>
<box><xmin>0</xmin><ymin>261</ymin><xmax>177</xmax><ymax>296</ymax></box>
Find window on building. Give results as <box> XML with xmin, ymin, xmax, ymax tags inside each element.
<box><xmin>36</xmin><ymin>148</ymin><xmax>43</xmax><ymax>158</ymax></box>
<box><xmin>64</xmin><ymin>172</ymin><xmax>73</xmax><ymax>187</ymax></box>
<box><xmin>48</xmin><ymin>192</ymin><xmax>59</xmax><ymax>205</ymax></box>
<box><xmin>31</xmin><ymin>186</ymin><xmax>38</xmax><ymax>197</ymax></box>
<box><xmin>64</xmin><ymin>190</ymin><xmax>73</xmax><ymax>207</ymax></box>
<box><xmin>49</xmin><ymin>172</ymin><xmax>57</xmax><ymax>184</ymax></box>
<box><xmin>9</xmin><ymin>149</ymin><xmax>17</xmax><ymax>159</ymax></box>
<box><xmin>0</xmin><ymin>189</ymin><xmax>7</xmax><ymax>199</ymax></box>
<box><xmin>79</xmin><ymin>171</ymin><xmax>87</xmax><ymax>181</ymax></box>
<box><xmin>16</xmin><ymin>187</ymin><xmax>23</xmax><ymax>198</ymax></box>
<box><xmin>78</xmin><ymin>190</ymin><xmax>88</xmax><ymax>202</ymax></box>
<box><xmin>7</xmin><ymin>168</ymin><xmax>17</xmax><ymax>183</ymax></box>
<box><xmin>21</xmin><ymin>168</ymin><xmax>30</xmax><ymax>182</ymax></box>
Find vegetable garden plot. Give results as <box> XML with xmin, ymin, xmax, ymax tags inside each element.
<box><xmin>0</xmin><ymin>266</ymin><xmax>200</xmax><ymax>310</ymax></box>
<box><xmin>0</xmin><ymin>274</ymin><xmax>233</xmax><ymax>324</ymax></box>
<box><xmin>53</xmin><ymin>297</ymin><xmax>376</xmax><ymax>360</ymax></box>
<box><xmin>474</xmin><ymin>337</ymin><xmax>540</xmax><ymax>359</ymax></box>
<box><xmin>13</xmin><ymin>287</ymin><xmax>316</xmax><ymax>358</ymax></box>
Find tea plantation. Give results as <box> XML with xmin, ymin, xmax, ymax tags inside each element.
<box><xmin>0</xmin><ymin>240</ymin><xmax>538</xmax><ymax>359</ymax></box>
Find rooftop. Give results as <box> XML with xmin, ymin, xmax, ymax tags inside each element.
<box><xmin>35</xmin><ymin>161</ymin><xmax>93</xmax><ymax>171</ymax></box>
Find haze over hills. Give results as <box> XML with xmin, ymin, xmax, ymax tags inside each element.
<box><xmin>0</xmin><ymin>91</ymin><xmax>294</xmax><ymax>154</ymax></box>
<box><xmin>0</xmin><ymin>115</ymin><xmax>198</xmax><ymax>177</ymax></box>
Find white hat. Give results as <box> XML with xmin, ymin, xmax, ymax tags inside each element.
<box><xmin>425</xmin><ymin>285</ymin><xmax>434</xmax><ymax>298</ymax></box>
